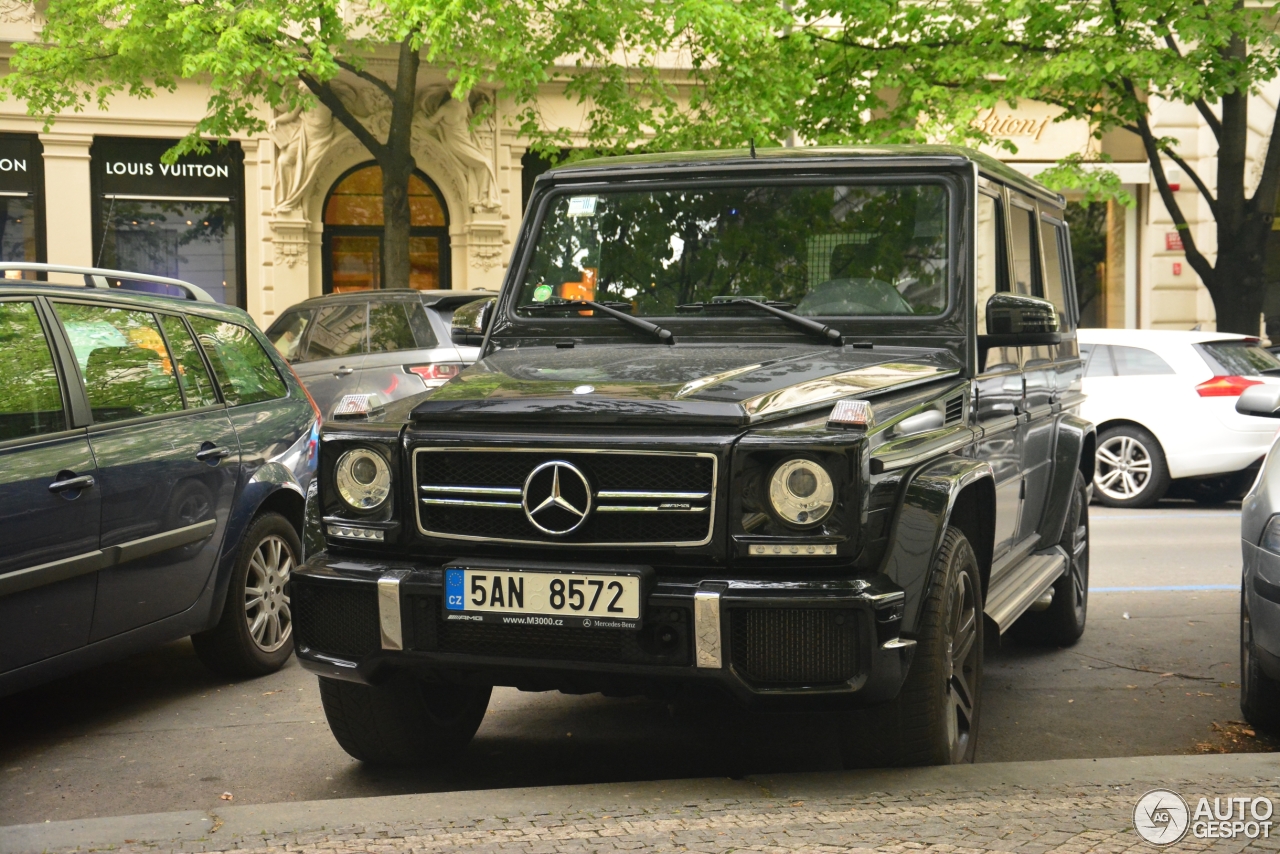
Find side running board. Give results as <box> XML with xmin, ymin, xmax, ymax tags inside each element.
<box><xmin>984</xmin><ymin>546</ymin><xmax>1067</xmax><ymax>633</ymax></box>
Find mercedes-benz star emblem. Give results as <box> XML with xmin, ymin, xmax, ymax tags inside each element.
<box><xmin>522</xmin><ymin>461</ymin><xmax>593</xmax><ymax>535</ymax></box>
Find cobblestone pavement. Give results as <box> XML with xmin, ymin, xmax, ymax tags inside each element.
<box><xmin>6</xmin><ymin>757</ymin><xmax>1280</xmax><ymax>854</ymax></box>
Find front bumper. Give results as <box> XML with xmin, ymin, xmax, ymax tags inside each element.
<box><xmin>1243</xmin><ymin>540</ymin><xmax>1280</xmax><ymax>680</ymax></box>
<box><xmin>290</xmin><ymin>552</ymin><xmax>915</xmax><ymax>706</ymax></box>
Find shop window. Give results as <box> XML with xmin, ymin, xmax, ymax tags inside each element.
<box><xmin>91</xmin><ymin>137</ymin><xmax>245</xmax><ymax>308</ymax></box>
<box><xmin>0</xmin><ymin>135</ymin><xmax>45</xmax><ymax>274</ymax></box>
<box><xmin>322</xmin><ymin>164</ymin><xmax>450</xmax><ymax>293</ymax></box>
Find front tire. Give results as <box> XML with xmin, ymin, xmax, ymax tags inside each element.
<box><xmin>192</xmin><ymin>512</ymin><xmax>299</xmax><ymax>678</ymax></box>
<box><xmin>319</xmin><ymin>675</ymin><xmax>492</xmax><ymax>765</ymax></box>
<box><xmin>842</xmin><ymin>527</ymin><xmax>983</xmax><ymax>767</ymax></box>
<box><xmin>1094</xmin><ymin>425</ymin><xmax>1169</xmax><ymax>508</ymax></box>
<box><xmin>1241</xmin><ymin>594</ymin><xmax>1280</xmax><ymax>732</ymax></box>
<box><xmin>1012</xmin><ymin>471</ymin><xmax>1089</xmax><ymax>646</ymax></box>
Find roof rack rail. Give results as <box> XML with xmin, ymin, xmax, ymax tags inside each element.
<box><xmin>0</xmin><ymin>262</ymin><xmax>216</xmax><ymax>303</ymax></box>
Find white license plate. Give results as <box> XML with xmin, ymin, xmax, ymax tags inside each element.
<box><xmin>444</xmin><ymin>568</ymin><xmax>641</xmax><ymax>629</ymax></box>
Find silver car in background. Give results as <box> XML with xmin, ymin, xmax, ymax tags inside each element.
<box><xmin>1235</xmin><ymin>384</ymin><xmax>1280</xmax><ymax>732</ymax></box>
<box><xmin>265</xmin><ymin>290</ymin><xmax>489</xmax><ymax>418</ymax></box>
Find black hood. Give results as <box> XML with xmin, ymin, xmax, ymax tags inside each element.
<box><xmin>409</xmin><ymin>343</ymin><xmax>961</xmax><ymax>427</ymax></box>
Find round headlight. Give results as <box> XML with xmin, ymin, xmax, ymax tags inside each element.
<box><xmin>768</xmin><ymin>458</ymin><xmax>834</xmax><ymax>527</ymax></box>
<box><xmin>335</xmin><ymin>449</ymin><xmax>391</xmax><ymax>510</ymax></box>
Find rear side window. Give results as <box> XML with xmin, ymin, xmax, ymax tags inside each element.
<box><xmin>368</xmin><ymin>301</ymin><xmax>426</xmax><ymax>353</ymax></box>
<box><xmin>1199</xmin><ymin>341</ymin><xmax>1280</xmax><ymax>376</ymax></box>
<box><xmin>159</xmin><ymin>314</ymin><xmax>219</xmax><ymax>408</ymax></box>
<box><xmin>1009</xmin><ymin>205</ymin><xmax>1040</xmax><ymax>296</ymax></box>
<box><xmin>54</xmin><ymin>302</ymin><xmax>185</xmax><ymax>423</ymax></box>
<box><xmin>267</xmin><ymin>309</ymin><xmax>312</xmax><ymax>362</ymax></box>
<box><xmin>1111</xmin><ymin>345</ymin><xmax>1175</xmax><ymax>376</ymax></box>
<box><xmin>305</xmin><ymin>304</ymin><xmax>366</xmax><ymax>360</ymax></box>
<box><xmin>188</xmin><ymin>316</ymin><xmax>287</xmax><ymax>406</ymax></box>
<box><xmin>1040</xmin><ymin>219</ymin><xmax>1070</xmax><ymax>327</ymax></box>
<box><xmin>0</xmin><ymin>301</ymin><xmax>66</xmax><ymax>440</ymax></box>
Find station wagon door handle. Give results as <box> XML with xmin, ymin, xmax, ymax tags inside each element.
<box><xmin>334</xmin><ymin>366</ymin><xmax>355</xmax><ymax>376</ymax></box>
<box><xmin>196</xmin><ymin>445</ymin><xmax>232</xmax><ymax>463</ymax></box>
<box><xmin>48</xmin><ymin>474</ymin><xmax>95</xmax><ymax>494</ymax></box>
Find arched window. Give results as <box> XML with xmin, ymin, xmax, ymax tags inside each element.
<box><xmin>321</xmin><ymin>164</ymin><xmax>450</xmax><ymax>292</ymax></box>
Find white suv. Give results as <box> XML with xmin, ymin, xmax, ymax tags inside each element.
<box><xmin>1079</xmin><ymin>329</ymin><xmax>1280</xmax><ymax>507</ymax></box>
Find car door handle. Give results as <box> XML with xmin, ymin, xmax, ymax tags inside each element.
<box><xmin>334</xmin><ymin>366</ymin><xmax>355</xmax><ymax>376</ymax></box>
<box><xmin>49</xmin><ymin>474</ymin><xmax>95</xmax><ymax>494</ymax></box>
<box><xmin>196</xmin><ymin>446</ymin><xmax>232</xmax><ymax>463</ymax></box>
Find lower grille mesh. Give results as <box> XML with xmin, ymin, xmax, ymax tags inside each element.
<box><xmin>293</xmin><ymin>583</ymin><xmax>380</xmax><ymax>658</ymax></box>
<box><xmin>730</xmin><ymin>609</ymin><xmax>859</xmax><ymax>686</ymax></box>
<box><xmin>409</xmin><ymin>595</ymin><xmax>690</xmax><ymax>666</ymax></box>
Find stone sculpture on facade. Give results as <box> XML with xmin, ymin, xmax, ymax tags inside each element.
<box><xmin>421</xmin><ymin>92</ymin><xmax>501</xmax><ymax>212</ymax></box>
<box><xmin>270</xmin><ymin>100</ymin><xmax>339</xmax><ymax>213</ymax></box>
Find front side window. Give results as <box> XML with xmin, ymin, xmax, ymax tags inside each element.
<box><xmin>1040</xmin><ymin>219</ymin><xmax>1070</xmax><ymax>327</ymax></box>
<box><xmin>266</xmin><ymin>309</ymin><xmax>313</xmax><ymax>362</ymax></box>
<box><xmin>305</xmin><ymin>303</ymin><xmax>366</xmax><ymax>360</ymax></box>
<box><xmin>518</xmin><ymin>182</ymin><xmax>951</xmax><ymax>318</ymax></box>
<box><xmin>1083</xmin><ymin>344</ymin><xmax>1115</xmax><ymax>377</ymax></box>
<box><xmin>188</xmin><ymin>316</ymin><xmax>287</xmax><ymax>406</ymax></box>
<box><xmin>975</xmin><ymin>193</ymin><xmax>1007</xmax><ymax>335</ymax></box>
<box><xmin>54</xmin><ymin>302</ymin><xmax>184</xmax><ymax>423</ymax></box>
<box><xmin>0</xmin><ymin>301</ymin><xmax>66</xmax><ymax>440</ymax></box>
<box><xmin>1111</xmin><ymin>345</ymin><xmax>1175</xmax><ymax>376</ymax></box>
<box><xmin>1010</xmin><ymin>205</ymin><xmax>1039</xmax><ymax>296</ymax></box>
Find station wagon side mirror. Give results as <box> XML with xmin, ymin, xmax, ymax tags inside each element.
<box><xmin>451</xmin><ymin>297</ymin><xmax>496</xmax><ymax>347</ymax></box>
<box><xmin>1237</xmin><ymin>384</ymin><xmax>1280</xmax><ymax>418</ymax></box>
<box><xmin>977</xmin><ymin>292</ymin><xmax>1063</xmax><ymax>350</ymax></box>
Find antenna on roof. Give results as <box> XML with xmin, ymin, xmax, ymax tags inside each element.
<box><xmin>749</xmin><ymin>138</ymin><xmax>757</xmax><ymax>159</ymax></box>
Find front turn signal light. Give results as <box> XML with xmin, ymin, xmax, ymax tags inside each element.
<box><xmin>1196</xmin><ymin>375</ymin><xmax>1263</xmax><ymax>397</ymax></box>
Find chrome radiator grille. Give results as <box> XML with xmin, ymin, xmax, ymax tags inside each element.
<box><xmin>414</xmin><ymin>448</ymin><xmax>717</xmax><ymax>546</ymax></box>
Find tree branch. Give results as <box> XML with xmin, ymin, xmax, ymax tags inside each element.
<box><xmin>333</xmin><ymin>58</ymin><xmax>395</xmax><ymax>102</ymax></box>
<box><xmin>299</xmin><ymin>72</ymin><xmax>387</xmax><ymax>159</ymax></box>
<box><xmin>1124</xmin><ymin>78</ymin><xmax>1216</xmax><ymax>288</ymax></box>
<box><xmin>1161</xmin><ymin>31</ymin><xmax>1222</xmax><ymax>141</ymax></box>
<box><xmin>1122</xmin><ymin>123</ymin><xmax>1219</xmax><ymax>220</ymax></box>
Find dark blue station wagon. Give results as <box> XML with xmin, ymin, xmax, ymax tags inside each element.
<box><xmin>0</xmin><ymin>265</ymin><xmax>318</xmax><ymax>696</ymax></box>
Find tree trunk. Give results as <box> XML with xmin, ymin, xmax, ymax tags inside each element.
<box><xmin>1205</xmin><ymin>229</ymin><xmax>1268</xmax><ymax>335</ymax></box>
<box><xmin>381</xmin><ymin>158</ymin><xmax>413</xmax><ymax>288</ymax></box>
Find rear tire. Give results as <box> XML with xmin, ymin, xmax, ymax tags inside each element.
<box><xmin>192</xmin><ymin>512</ymin><xmax>299</xmax><ymax>678</ymax></box>
<box><xmin>1241</xmin><ymin>594</ymin><xmax>1280</xmax><ymax>732</ymax></box>
<box><xmin>842</xmin><ymin>527</ymin><xmax>983</xmax><ymax>767</ymax></box>
<box><xmin>1094</xmin><ymin>425</ymin><xmax>1169</xmax><ymax>508</ymax></box>
<box><xmin>1012</xmin><ymin>471</ymin><xmax>1089</xmax><ymax>646</ymax></box>
<box><xmin>319</xmin><ymin>675</ymin><xmax>492</xmax><ymax>765</ymax></box>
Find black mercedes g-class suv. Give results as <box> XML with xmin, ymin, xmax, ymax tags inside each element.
<box><xmin>292</xmin><ymin>146</ymin><xmax>1095</xmax><ymax>767</ymax></box>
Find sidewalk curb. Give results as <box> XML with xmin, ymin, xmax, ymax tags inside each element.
<box><xmin>2</xmin><ymin>753</ymin><xmax>1277</xmax><ymax>853</ymax></box>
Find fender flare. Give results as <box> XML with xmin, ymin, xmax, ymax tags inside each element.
<box><xmin>878</xmin><ymin>456</ymin><xmax>996</xmax><ymax>635</ymax></box>
<box><xmin>200</xmin><ymin>464</ymin><xmax>307</xmax><ymax>632</ymax></box>
<box><xmin>1037</xmin><ymin>413</ymin><xmax>1095</xmax><ymax>548</ymax></box>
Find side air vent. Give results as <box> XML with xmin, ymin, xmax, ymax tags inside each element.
<box><xmin>944</xmin><ymin>395</ymin><xmax>964</xmax><ymax>425</ymax></box>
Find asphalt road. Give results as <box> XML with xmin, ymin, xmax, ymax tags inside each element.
<box><xmin>0</xmin><ymin>502</ymin><xmax>1264</xmax><ymax>825</ymax></box>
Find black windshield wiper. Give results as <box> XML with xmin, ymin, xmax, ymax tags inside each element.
<box><xmin>519</xmin><ymin>300</ymin><xmax>675</xmax><ymax>344</ymax></box>
<box><xmin>678</xmin><ymin>298</ymin><xmax>842</xmax><ymax>345</ymax></box>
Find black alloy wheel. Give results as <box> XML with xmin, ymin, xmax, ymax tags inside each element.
<box><xmin>843</xmin><ymin>526</ymin><xmax>983</xmax><ymax>767</ymax></box>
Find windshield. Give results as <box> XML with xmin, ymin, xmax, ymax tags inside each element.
<box><xmin>517</xmin><ymin>182</ymin><xmax>950</xmax><ymax>318</ymax></box>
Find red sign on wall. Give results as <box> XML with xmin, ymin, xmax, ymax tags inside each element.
<box><xmin>1173</xmin><ymin>262</ymin><xmax>1183</xmax><ymax>276</ymax></box>
<box><xmin>1166</xmin><ymin>231</ymin><xmax>1185</xmax><ymax>251</ymax></box>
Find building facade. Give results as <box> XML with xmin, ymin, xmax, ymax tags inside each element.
<box><xmin>0</xmin><ymin>8</ymin><xmax>1267</xmax><ymax>334</ymax></box>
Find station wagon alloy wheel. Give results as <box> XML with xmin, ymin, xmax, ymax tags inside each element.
<box><xmin>1095</xmin><ymin>435</ymin><xmax>1152</xmax><ymax>501</ymax></box>
<box><xmin>245</xmin><ymin>535</ymin><xmax>293</xmax><ymax>653</ymax></box>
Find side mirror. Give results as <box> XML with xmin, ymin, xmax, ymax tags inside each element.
<box><xmin>1237</xmin><ymin>384</ymin><xmax>1280</xmax><ymax>418</ymax></box>
<box><xmin>978</xmin><ymin>292</ymin><xmax>1062</xmax><ymax>348</ymax></box>
<box><xmin>451</xmin><ymin>297</ymin><xmax>496</xmax><ymax>347</ymax></box>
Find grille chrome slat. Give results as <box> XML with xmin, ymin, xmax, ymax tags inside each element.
<box><xmin>413</xmin><ymin>447</ymin><xmax>717</xmax><ymax>546</ymax></box>
<box><xmin>421</xmin><ymin>497</ymin><xmax>522</xmax><ymax>509</ymax></box>
<box><xmin>596</xmin><ymin>505</ymin><xmax>709</xmax><ymax>513</ymax></box>
<box><xmin>420</xmin><ymin>485</ymin><xmax>522</xmax><ymax>496</ymax></box>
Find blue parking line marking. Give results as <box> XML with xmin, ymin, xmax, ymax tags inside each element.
<box><xmin>1091</xmin><ymin>584</ymin><xmax>1237</xmax><ymax>592</ymax></box>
